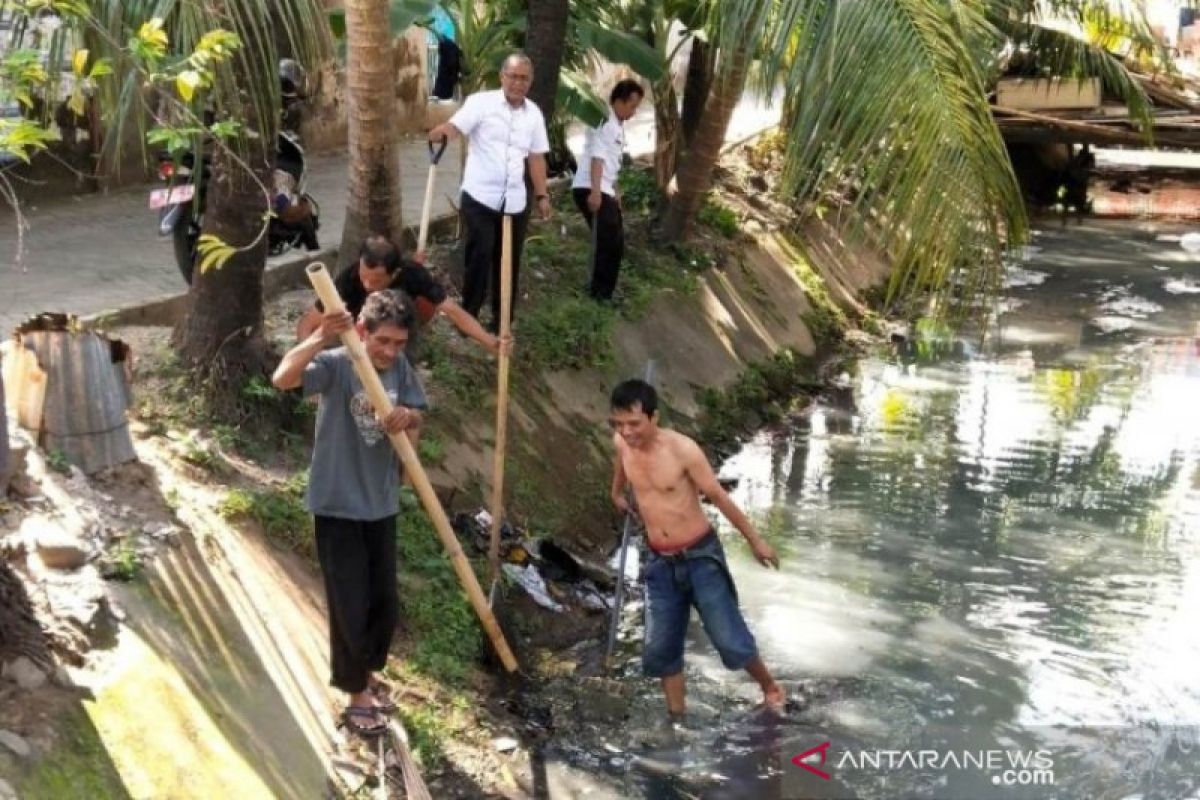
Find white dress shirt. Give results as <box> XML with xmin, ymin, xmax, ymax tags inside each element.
<box><xmin>571</xmin><ymin>111</ymin><xmax>625</xmax><ymax>197</ymax></box>
<box><xmin>450</xmin><ymin>89</ymin><xmax>550</xmax><ymax>213</ymax></box>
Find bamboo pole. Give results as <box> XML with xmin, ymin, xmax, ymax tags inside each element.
<box><xmin>488</xmin><ymin>216</ymin><xmax>514</xmax><ymax>599</ymax></box>
<box><xmin>305</xmin><ymin>262</ymin><xmax>518</xmax><ymax>673</ymax></box>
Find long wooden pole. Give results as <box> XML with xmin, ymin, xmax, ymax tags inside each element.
<box><xmin>305</xmin><ymin>262</ymin><xmax>518</xmax><ymax>673</ymax></box>
<box><xmin>488</xmin><ymin>215</ymin><xmax>514</xmax><ymax>599</ymax></box>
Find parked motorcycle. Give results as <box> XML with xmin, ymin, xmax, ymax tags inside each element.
<box><xmin>150</xmin><ymin>60</ymin><xmax>320</xmax><ymax>284</ymax></box>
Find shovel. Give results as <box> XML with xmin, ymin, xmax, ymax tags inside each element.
<box><xmin>415</xmin><ymin>137</ymin><xmax>449</xmax><ymax>262</ymax></box>
<box><xmin>604</xmin><ymin>359</ymin><xmax>655</xmax><ymax>673</ymax></box>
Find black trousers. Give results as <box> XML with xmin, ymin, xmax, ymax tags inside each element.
<box><xmin>572</xmin><ymin>188</ymin><xmax>625</xmax><ymax>300</ymax></box>
<box><xmin>461</xmin><ymin>191</ymin><xmax>529</xmax><ymax>327</ymax></box>
<box><xmin>314</xmin><ymin>514</ymin><xmax>398</xmax><ymax>694</ymax></box>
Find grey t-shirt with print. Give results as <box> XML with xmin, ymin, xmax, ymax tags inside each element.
<box><xmin>302</xmin><ymin>347</ymin><xmax>428</xmax><ymax>520</ymax></box>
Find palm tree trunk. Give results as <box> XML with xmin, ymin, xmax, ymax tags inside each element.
<box><xmin>340</xmin><ymin>0</ymin><xmax>403</xmax><ymax>254</ymax></box>
<box><xmin>172</xmin><ymin>144</ymin><xmax>273</xmax><ymax>391</ymax></box>
<box><xmin>661</xmin><ymin>43</ymin><xmax>751</xmax><ymax>242</ymax></box>
<box><xmin>525</xmin><ymin>0</ymin><xmax>570</xmax><ymax>123</ymax></box>
<box><xmin>0</xmin><ymin>372</ymin><xmax>8</xmax><ymax>493</ymax></box>
<box><xmin>680</xmin><ymin>38</ymin><xmax>714</xmax><ymax>149</ymax></box>
<box><xmin>653</xmin><ymin>80</ymin><xmax>680</xmax><ymax>194</ymax></box>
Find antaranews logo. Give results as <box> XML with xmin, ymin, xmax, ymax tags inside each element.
<box><xmin>790</xmin><ymin>740</ymin><xmax>1055</xmax><ymax>789</ymax></box>
<box><xmin>792</xmin><ymin>741</ymin><xmax>833</xmax><ymax>780</ymax></box>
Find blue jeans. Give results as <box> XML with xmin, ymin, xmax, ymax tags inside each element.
<box><xmin>642</xmin><ymin>531</ymin><xmax>759</xmax><ymax>678</ymax></box>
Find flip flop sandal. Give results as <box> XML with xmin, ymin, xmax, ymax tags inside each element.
<box><xmin>341</xmin><ymin>705</ymin><xmax>387</xmax><ymax>737</ymax></box>
<box><xmin>369</xmin><ymin>681</ymin><xmax>398</xmax><ymax>713</ymax></box>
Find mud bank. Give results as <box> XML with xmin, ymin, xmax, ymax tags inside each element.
<box><xmin>423</xmin><ymin>222</ymin><xmax>890</xmax><ymax>562</ymax></box>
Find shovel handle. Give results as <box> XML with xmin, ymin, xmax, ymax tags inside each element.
<box><xmin>428</xmin><ymin>137</ymin><xmax>448</xmax><ymax>165</ymax></box>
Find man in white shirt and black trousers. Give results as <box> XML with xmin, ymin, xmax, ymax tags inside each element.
<box><xmin>428</xmin><ymin>53</ymin><xmax>553</xmax><ymax>333</ymax></box>
<box><xmin>572</xmin><ymin>80</ymin><xmax>644</xmax><ymax>302</ymax></box>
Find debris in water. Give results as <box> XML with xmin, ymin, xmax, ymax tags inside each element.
<box><xmin>1180</xmin><ymin>232</ymin><xmax>1200</xmax><ymax>253</ymax></box>
<box><xmin>1163</xmin><ymin>277</ymin><xmax>1200</xmax><ymax>295</ymax></box>
<box><xmin>1098</xmin><ymin>287</ymin><xmax>1162</xmax><ymax>318</ymax></box>
<box><xmin>492</xmin><ymin>736</ymin><xmax>519</xmax><ymax>753</ymax></box>
<box><xmin>502</xmin><ymin>563</ymin><xmax>565</xmax><ymax>612</ymax></box>
<box><xmin>1091</xmin><ymin>316</ymin><xmax>1135</xmax><ymax>333</ymax></box>
<box><xmin>573</xmin><ymin>580</ymin><xmax>612</xmax><ymax>612</ymax></box>
<box><xmin>609</xmin><ymin>543</ymin><xmax>640</xmax><ymax>583</ymax></box>
<box><xmin>1003</xmin><ymin>266</ymin><xmax>1049</xmax><ymax>288</ymax></box>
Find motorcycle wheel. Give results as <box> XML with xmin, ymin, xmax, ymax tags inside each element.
<box><xmin>172</xmin><ymin>201</ymin><xmax>199</xmax><ymax>285</ymax></box>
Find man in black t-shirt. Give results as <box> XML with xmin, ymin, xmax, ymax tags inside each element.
<box><xmin>296</xmin><ymin>235</ymin><xmax>511</xmax><ymax>356</ymax></box>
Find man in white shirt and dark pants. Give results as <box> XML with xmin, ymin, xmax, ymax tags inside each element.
<box><xmin>572</xmin><ymin>80</ymin><xmax>644</xmax><ymax>302</ymax></box>
<box><xmin>428</xmin><ymin>53</ymin><xmax>552</xmax><ymax>332</ymax></box>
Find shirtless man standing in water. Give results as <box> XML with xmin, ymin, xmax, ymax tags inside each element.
<box><xmin>608</xmin><ymin>378</ymin><xmax>786</xmax><ymax>717</ymax></box>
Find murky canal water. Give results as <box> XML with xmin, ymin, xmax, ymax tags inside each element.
<box><xmin>545</xmin><ymin>221</ymin><xmax>1200</xmax><ymax>799</ymax></box>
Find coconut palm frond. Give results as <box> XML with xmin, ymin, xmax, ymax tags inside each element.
<box><xmin>734</xmin><ymin>0</ymin><xmax>1026</xmax><ymax>311</ymax></box>
<box><xmin>81</xmin><ymin>0</ymin><xmax>330</xmax><ymax>168</ymax></box>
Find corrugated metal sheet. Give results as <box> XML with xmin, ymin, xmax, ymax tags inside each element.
<box><xmin>22</xmin><ymin>330</ymin><xmax>135</xmax><ymax>474</ymax></box>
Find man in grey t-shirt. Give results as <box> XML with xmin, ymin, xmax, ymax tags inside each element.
<box><xmin>272</xmin><ymin>290</ymin><xmax>427</xmax><ymax>737</ymax></box>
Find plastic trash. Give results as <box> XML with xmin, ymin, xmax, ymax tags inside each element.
<box><xmin>503</xmin><ymin>563</ymin><xmax>565</xmax><ymax>612</ymax></box>
<box><xmin>1181</xmin><ymin>232</ymin><xmax>1200</xmax><ymax>254</ymax></box>
<box><xmin>575</xmin><ymin>579</ymin><xmax>613</xmax><ymax>611</ymax></box>
<box><xmin>609</xmin><ymin>544</ymin><xmax>640</xmax><ymax>583</ymax></box>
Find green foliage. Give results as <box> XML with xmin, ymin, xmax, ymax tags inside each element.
<box><xmin>556</xmin><ymin>68</ymin><xmax>608</xmax><ymax>128</ymax></box>
<box><xmin>696</xmin><ymin>350</ymin><xmax>816</xmax><ymax>459</ymax></box>
<box><xmin>46</xmin><ymin>449</ymin><xmax>71</xmax><ymax>475</ymax></box>
<box><xmin>576</xmin><ymin>20</ymin><xmax>665</xmax><ymax>82</ymax></box>
<box><xmin>395</xmin><ymin>705</ymin><xmax>451</xmax><ymax>767</ymax></box>
<box><xmin>328</xmin><ymin>0</ymin><xmax>438</xmax><ymax>60</ymax></box>
<box><xmin>241</xmin><ymin>374</ymin><xmax>276</xmax><ymax>403</ymax></box>
<box><xmin>778</xmin><ymin>234</ymin><xmax>847</xmax><ymax>346</ymax></box>
<box><xmin>418</xmin><ymin>329</ymin><xmax>482</xmax><ymax>403</ymax></box>
<box><xmin>511</xmin><ymin>182</ymin><xmax>731</xmax><ymax>369</ymax></box>
<box><xmin>617</xmin><ymin>239</ymin><xmax>705</xmax><ymax>317</ymax></box>
<box><xmin>616</xmin><ymin>167</ymin><xmax>661</xmax><ymax>216</ymax></box>
<box><xmin>418</xmin><ymin>431</ymin><xmax>446</xmax><ymax>466</ymax></box>
<box><xmin>196</xmin><ymin>234</ymin><xmax>242</xmax><ymax>274</ymax></box>
<box><xmin>0</xmin><ymin>119</ymin><xmax>59</xmax><ymax>163</ymax></box>
<box><xmin>396</xmin><ymin>489</ymin><xmax>482</xmax><ymax>685</ymax></box>
<box><xmin>913</xmin><ymin>317</ymin><xmax>955</xmax><ymax>361</ymax></box>
<box><xmin>219</xmin><ymin>474</ymin><xmax>312</xmax><ymax>557</ymax></box>
<box><xmin>520</xmin><ymin>295</ymin><xmax>616</xmax><ymax>370</ymax></box>
<box><xmin>145</xmin><ymin>125</ymin><xmax>205</xmax><ymax>155</ymax></box>
<box><xmin>101</xmin><ymin>541</ymin><xmax>143</xmax><ymax>582</ymax></box>
<box><xmin>179</xmin><ymin>432</ymin><xmax>222</xmax><ymax>473</ymax></box>
<box><xmin>0</xmin><ymin>48</ymin><xmax>50</xmax><ymax>108</ymax></box>
<box><xmin>697</xmin><ymin>197</ymin><xmax>739</xmax><ymax>238</ymax></box>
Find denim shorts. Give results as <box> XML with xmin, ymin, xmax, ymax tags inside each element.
<box><xmin>642</xmin><ymin>530</ymin><xmax>758</xmax><ymax>678</ymax></box>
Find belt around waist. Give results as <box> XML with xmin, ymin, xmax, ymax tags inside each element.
<box><xmin>651</xmin><ymin>529</ymin><xmax>717</xmax><ymax>560</ymax></box>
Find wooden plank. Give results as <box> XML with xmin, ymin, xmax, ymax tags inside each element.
<box><xmin>996</xmin><ymin>77</ymin><xmax>1101</xmax><ymax>111</ymax></box>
